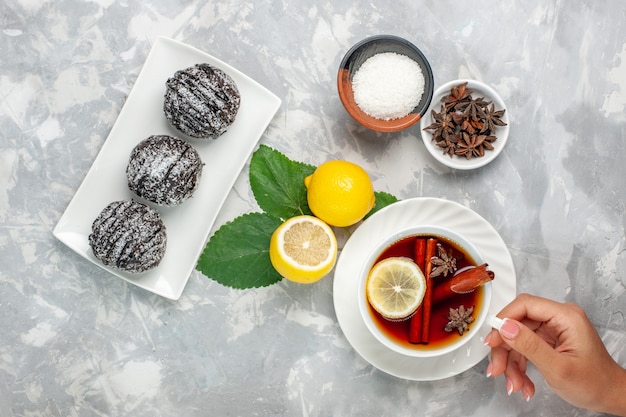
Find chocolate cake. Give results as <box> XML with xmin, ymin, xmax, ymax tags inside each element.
<box><xmin>88</xmin><ymin>200</ymin><xmax>167</xmax><ymax>273</ymax></box>
<box><xmin>163</xmin><ymin>63</ymin><xmax>241</xmax><ymax>139</ymax></box>
<box><xmin>126</xmin><ymin>135</ymin><xmax>203</xmax><ymax>206</ymax></box>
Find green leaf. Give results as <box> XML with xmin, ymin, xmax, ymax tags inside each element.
<box><xmin>197</xmin><ymin>145</ymin><xmax>402</xmax><ymax>289</ymax></box>
<box><xmin>250</xmin><ymin>144</ymin><xmax>315</xmax><ymax>219</ymax></box>
<box><xmin>196</xmin><ymin>212</ymin><xmax>284</xmax><ymax>289</ymax></box>
<box><xmin>365</xmin><ymin>191</ymin><xmax>400</xmax><ymax>219</ymax></box>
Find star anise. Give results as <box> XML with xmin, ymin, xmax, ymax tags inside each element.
<box><xmin>423</xmin><ymin>83</ymin><xmax>506</xmax><ymax>160</ymax></box>
<box><xmin>459</xmin><ymin>117</ymin><xmax>478</xmax><ymax>135</ymax></box>
<box><xmin>479</xmin><ymin>103</ymin><xmax>507</xmax><ymax>134</ymax></box>
<box><xmin>422</xmin><ymin>106</ymin><xmax>455</xmax><ymax>142</ymax></box>
<box><xmin>454</xmin><ymin>132</ymin><xmax>482</xmax><ymax>159</ymax></box>
<box><xmin>444</xmin><ymin>305</ymin><xmax>475</xmax><ymax>335</ymax></box>
<box><xmin>430</xmin><ymin>243</ymin><xmax>457</xmax><ymax>277</ymax></box>
<box><xmin>436</xmin><ymin>133</ymin><xmax>460</xmax><ymax>157</ymax></box>
<box><xmin>441</xmin><ymin>82</ymin><xmax>473</xmax><ymax>111</ymax></box>
<box><xmin>460</xmin><ymin>97</ymin><xmax>490</xmax><ymax>122</ymax></box>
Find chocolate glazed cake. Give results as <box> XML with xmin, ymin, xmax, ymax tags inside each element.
<box><xmin>163</xmin><ymin>63</ymin><xmax>241</xmax><ymax>139</ymax></box>
<box><xmin>126</xmin><ymin>135</ymin><xmax>203</xmax><ymax>206</ymax></box>
<box><xmin>89</xmin><ymin>200</ymin><xmax>167</xmax><ymax>273</ymax></box>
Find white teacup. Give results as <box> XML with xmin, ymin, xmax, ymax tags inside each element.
<box><xmin>357</xmin><ymin>225</ymin><xmax>492</xmax><ymax>358</ymax></box>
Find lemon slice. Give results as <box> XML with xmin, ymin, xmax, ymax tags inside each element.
<box><xmin>269</xmin><ymin>215</ymin><xmax>338</xmax><ymax>284</ymax></box>
<box><xmin>366</xmin><ymin>257</ymin><xmax>426</xmax><ymax>320</ymax></box>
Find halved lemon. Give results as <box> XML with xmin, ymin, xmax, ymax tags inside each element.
<box><xmin>269</xmin><ymin>215</ymin><xmax>338</xmax><ymax>284</ymax></box>
<box><xmin>366</xmin><ymin>257</ymin><xmax>426</xmax><ymax>320</ymax></box>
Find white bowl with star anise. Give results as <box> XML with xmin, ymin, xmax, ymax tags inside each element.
<box><xmin>357</xmin><ymin>224</ymin><xmax>494</xmax><ymax>358</ymax></box>
<box><xmin>420</xmin><ymin>79</ymin><xmax>510</xmax><ymax>170</ymax></box>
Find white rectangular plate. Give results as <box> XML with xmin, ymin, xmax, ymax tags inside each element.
<box><xmin>53</xmin><ymin>37</ymin><xmax>281</xmax><ymax>300</ymax></box>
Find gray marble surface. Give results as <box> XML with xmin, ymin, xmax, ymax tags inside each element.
<box><xmin>1</xmin><ymin>0</ymin><xmax>625</xmax><ymax>415</ymax></box>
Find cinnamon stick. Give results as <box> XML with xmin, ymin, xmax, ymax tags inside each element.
<box><xmin>420</xmin><ymin>238</ymin><xmax>438</xmax><ymax>344</ymax></box>
<box><xmin>408</xmin><ymin>238</ymin><xmax>427</xmax><ymax>343</ymax></box>
<box><xmin>432</xmin><ymin>263</ymin><xmax>494</xmax><ymax>303</ymax></box>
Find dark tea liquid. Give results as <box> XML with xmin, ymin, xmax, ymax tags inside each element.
<box><xmin>367</xmin><ymin>234</ymin><xmax>485</xmax><ymax>350</ymax></box>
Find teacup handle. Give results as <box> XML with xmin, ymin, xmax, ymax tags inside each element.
<box><xmin>486</xmin><ymin>314</ymin><xmax>505</xmax><ymax>332</ymax></box>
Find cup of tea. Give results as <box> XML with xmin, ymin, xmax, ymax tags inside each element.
<box><xmin>357</xmin><ymin>225</ymin><xmax>493</xmax><ymax>358</ymax></box>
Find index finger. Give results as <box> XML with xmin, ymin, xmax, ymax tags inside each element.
<box><xmin>497</xmin><ymin>293</ymin><xmax>566</xmax><ymax>326</ymax></box>
<box><xmin>486</xmin><ymin>293</ymin><xmax>564</xmax><ymax>348</ymax></box>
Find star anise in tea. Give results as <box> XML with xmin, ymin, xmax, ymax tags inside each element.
<box><xmin>423</xmin><ymin>83</ymin><xmax>507</xmax><ymax>160</ymax></box>
<box><xmin>445</xmin><ymin>305</ymin><xmax>475</xmax><ymax>335</ymax></box>
<box><xmin>430</xmin><ymin>243</ymin><xmax>458</xmax><ymax>277</ymax></box>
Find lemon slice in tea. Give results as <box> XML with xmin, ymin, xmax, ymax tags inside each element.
<box><xmin>269</xmin><ymin>215</ymin><xmax>338</xmax><ymax>284</ymax></box>
<box><xmin>366</xmin><ymin>257</ymin><xmax>426</xmax><ymax>320</ymax></box>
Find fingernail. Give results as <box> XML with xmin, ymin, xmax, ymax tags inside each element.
<box><xmin>486</xmin><ymin>362</ymin><xmax>492</xmax><ymax>378</ymax></box>
<box><xmin>483</xmin><ymin>331</ymin><xmax>493</xmax><ymax>346</ymax></box>
<box><xmin>499</xmin><ymin>318</ymin><xmax>520</xmax><ymax>340</ymax></box>
<box><xmin>522</xmin><ymin>387</ymin><xmax>532</xmax><ymax>402</ymax></box>
<box><xmin>506</xmin><ymin>379</ymin><xmax>513</xmax><ymax>396</ymax></box>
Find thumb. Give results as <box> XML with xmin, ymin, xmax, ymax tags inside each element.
<box><xmin>498</xmin><ymin>318</ymin><xmax>560</xmax><ymax>370</ymax></box>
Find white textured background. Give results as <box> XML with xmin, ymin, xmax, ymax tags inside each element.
<box><xmin>1</xmin><ymin>0</ymin><xmax>625</xmax><ymax>416</ymax></box>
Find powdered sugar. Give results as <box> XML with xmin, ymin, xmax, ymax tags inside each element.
<box><xmin>164</xmin><ymin>63</ymin><xmax>240</xmax><ymax>139</ymax></box>
<box><xmin>88</xmin><ymin>200</ymin><xmax>167</xmax><ymax>273</ymax></box>
<box><xmin>126</xmin><ymin>135</ymin><xmax>203</xmax><ymax>206</ymax></box>
<box><xmin>352</xmin><ymin>52</ymin><xmax>425</xmax><ymax>120</ymax></box>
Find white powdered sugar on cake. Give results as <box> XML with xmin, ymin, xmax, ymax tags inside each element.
<box><xmin>88</xmin><ymin>200</ymin><xmax>167</xmax><ymax>273</ymax></box>
<box><xmin>126</xmin><ymin>135</ymin><xmax>203</xmax><ymax>206</ymax></box>
<box><xmin>163</xmin><ymin>63</ymin><xmax>241</xmax><ymax>139</ymax></box>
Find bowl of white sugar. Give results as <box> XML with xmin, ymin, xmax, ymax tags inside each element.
<box><xmin>338</xmin><ymin>35</ymin><xmax>434</xmax><ymax>132</ymax></box>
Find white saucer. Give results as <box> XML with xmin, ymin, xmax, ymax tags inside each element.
<box><xmin>333</xmin><ymin>197</ymin><xmax>516</xmax><ymax>380</ymax></box>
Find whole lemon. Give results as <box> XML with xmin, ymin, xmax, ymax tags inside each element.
<box><xmin>304</xmin><ymin>160</ymin><xmax>375</xmax><ymax>227</ymax></box>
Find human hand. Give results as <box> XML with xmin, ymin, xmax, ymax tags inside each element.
<box><xmin>484</xmin><ymin>293</ymin><xmax>626</xmax><ymax>415</ymax></box>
